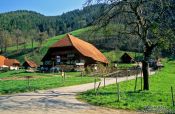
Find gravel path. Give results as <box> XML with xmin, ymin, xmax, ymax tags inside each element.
<box><xmin>0</xmin><ymin>73</ymin><xmax>154</xmax><ymax>114</ymax></box>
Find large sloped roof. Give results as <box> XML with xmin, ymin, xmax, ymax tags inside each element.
<box><xmin>50</xmin><ymin>34</ymin><xmax>108</xmax><ymax>64</ymax></box>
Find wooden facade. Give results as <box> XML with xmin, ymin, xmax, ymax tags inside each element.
<box><xmin>42</xmin><ymin>34</ymin><xmax>108</xmax><ymax>71</ymax></box>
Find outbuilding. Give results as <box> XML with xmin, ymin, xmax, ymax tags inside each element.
<box><xmin>120</xmin><ymin>53</ymin><xmax>134</xmax><ymax>63</ymax></box>
<box><xmin>0</xmin><ymin>55</ymin><xmax>20</xmax><ymax>70</ymax></box>
<box><xmin>22</xmin><ymin>59</ymin><xmax>38</xmax><ymax>69</ymax></box>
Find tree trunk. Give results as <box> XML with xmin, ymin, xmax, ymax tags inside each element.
<box><xmin>0</xmin><ymin>46</ymin><xmax>3</xmax><ymax>54</ymax></box>
<box><xmin>4</xmin><ymin>45</ymin><xmax>7</xmax><ymax>52</ymax></box>
<box><xmin>142</xmin><ymin>60</ymin><xmax>149</xmax><ymax>90</ymax></box>
<box><xmin>32</xmin><ymin>38</ymin><xmax>34</xmax><ymax>49</ymax></box>
<box><xmin>142</xmin><ymin>43</ymin><xmax>155</xmax><ymax>90</ymax></box>
<box><xmin>16</xmin><ymin>38</ymin><xmax>19</xmax><ymax>51</ymax></box>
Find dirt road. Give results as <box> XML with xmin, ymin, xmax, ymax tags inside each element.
<box><xmin>0</xmin><ymin>74</ymin><xmax>152</xmax><ymax>114</ymax></box>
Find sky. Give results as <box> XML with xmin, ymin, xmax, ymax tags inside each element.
<box><xmin>0</xmin><ymin>0</ymin><xmax>86</xmax><ymax>16</ymax></box>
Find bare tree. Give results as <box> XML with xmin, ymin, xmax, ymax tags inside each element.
<box><xmin>36</xmin><ymin>31</ymin><xmax>48</xmax><ymax>52</ymax></box>
<box><xmin>29</xmin><ymin>29</ymin><xmax>38</xmax><ymax>50</ymax></box>
<box><xmin>3</xmin><ymin>31</ymin><xmax>11</xmax><ymax>52</ymax></box>
<box><xmin>86</xmin><ymin>0</ymin><xmax>175</xmax><ymax>90</ymax></box>
<box><xmin>0</xmin><ymin>29</ymin><xmax>11</xmax><ymax>53</ymax></box>
<box><xmin>0</xmin><ymin>29</ymin><xmax>4</xmax><ymax>53</ymax></box>
<box><xmin>14</xmin><ymin>29</ymin><xmax>22</xmax><ymax>51</ymax></box>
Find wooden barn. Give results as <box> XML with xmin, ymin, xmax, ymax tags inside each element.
<box><xmin>42</xmin><ymin>34</ymin><xmax>108</xmax><ymax>71</ymax></box>
<box><xmin>22</xmin><ymin>59</ymin><xmax>37</xmax><ymax>69</ymax></box>
<box><xmin>120</xmin><ymin>53</ymin><xmax>134</xmax><ymax>63</ymax></box>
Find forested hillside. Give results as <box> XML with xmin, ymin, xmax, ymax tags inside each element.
<box><xmin>0</xmin><ymin>4</ymin><xmax>105</xmax><ymax>53</ymax></box>
<box><xmin>0</xmin><ymin>4</ymin><xmax>104</xmax><ymax>35</ymax></box>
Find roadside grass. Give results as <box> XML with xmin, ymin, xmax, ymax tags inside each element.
<box><xmin>0</xmin><ymin>70</ymin><xmax>96</xmax><ymax>95</ymax></box>
<box><xmin>117</xmin><ymin>63</ymin><xmax>137</xmax><ymax>69</ymax></box>
<box><xmin>79</xmin><ymin>60</ymin><xmax>175</xmax><ymax>113</ymax></box>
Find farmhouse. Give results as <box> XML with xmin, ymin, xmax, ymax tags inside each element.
<box><xmin>22</xmin><ymin>59</ymin><xmax>37</xmax><ymax>69</ymax></box>
<box><xmin>42</xmin><ymin>34</ymin><xmax>108</xmax><ymax>71</ymax></box>
<box><xmin>120</xmin><ymin>53</ymin><xmax>134</xmax><ymax>63</ymax></box>
<box><xmin>0</xmin><ymin>55</ymin><xmax>20</xmax><ymax>70</ymax></box>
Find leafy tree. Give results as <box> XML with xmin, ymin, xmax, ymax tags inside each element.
<box><xmin>86</xmin><ymin>0</ymin><xmax>175</xmax><ymax>90</ymax></box>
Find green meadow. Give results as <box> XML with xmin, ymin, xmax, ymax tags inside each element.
<box><xmin>0</xmin><ymin>70</ymin><xmax>96</xmax><ymax>95</ymax></box>
<box><xmin>79</xmin><ymin>60</ymin><xmax>175</xmax><ymax>113</ymax></box>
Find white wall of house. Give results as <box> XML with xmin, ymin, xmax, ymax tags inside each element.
<box><xmin>9</xmin><ymin>66</ymin><xmax>19</xmax><ymax>70</ymax></box>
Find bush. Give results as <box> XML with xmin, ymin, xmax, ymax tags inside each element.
<box><xmin>0</xmin><ymin>67</ymin><xmax>9</xmax><ymax>73</ymax></box>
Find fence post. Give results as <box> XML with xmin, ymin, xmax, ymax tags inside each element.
<box><xmin>171</xmin><ymin>86</ymin><xmax>175</xmax><ymax>106</ymax></box>
<box><xmin>127</xmin><ymin>69</ymin><xmax>129</xmax><ymax>81</ymax></box>
<box><xmin>94</xmin><ymin>78</ymin><xmax>97</xmax><ymax>91</ymax></box>
<box><xmin>140</xmin><ymin>69</ymin><xmax>143</xmax><ymax>90</ymax></box>
<box><xmin>96</xmin><ymin>82</ymin><xmax>101</xmax><ymax>96</ymax></box>
<box><xmin>116</xmin><ymin>75</ymin><xmax>120</xmax><ymax>102</ymax></box>
<box><xmin>25</xmin><ymin>76</ymin><xmax>32</xmax><ymax>90</ymax></box>
<box><xmin>104</xmin><ymin>76</ymin><xmax>106</xmax><ymax>87</ymax></box>
<box><xmin>134</xmin><ymin>69</ymin><xmax>139</xmax><ymax>91</ymax></box>
<box><xmin>81</xmin><ymin>71</ymin><xmax>83</xmax><ymax>78</ymax></box>
<box><xmin>64</xmin><ymin>72</ymin><xmax>66</xmax><ymax>81</ymax></box>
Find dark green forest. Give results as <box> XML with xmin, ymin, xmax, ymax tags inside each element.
<box><xmin>0</xmin><ymin>4</ymin><xmax>105</xmax><ymax>53</ymax></box>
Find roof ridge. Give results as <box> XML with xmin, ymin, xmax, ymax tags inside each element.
<box><xmin>67</xmin><ymin>34</ymin><xmax>74</xmax><ymax>46</ymax></box>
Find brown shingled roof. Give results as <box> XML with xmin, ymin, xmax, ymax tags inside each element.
<box><xmin>50</xmin><ymin>34</ymin><xmax>108</xmax><ymax>64</ymax></box>
<box><xmin>24</xmin><ymin>60</ymin><xmax>38</xmax><ymax>68</ymax></box>
<box><xmin>51</xmin><ymin>35</ymin><xmax>72</xmax><ymax>48</ymax></box>
<box><xmin>4</xmin><ymin>59</ymin><xmax>20</xmax><ymax>67</ymax></box>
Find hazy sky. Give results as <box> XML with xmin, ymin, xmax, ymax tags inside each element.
<box><xmin>0</xmin><ymin>0</ymin><xmax>86</xmax><ymax>16</ymax></box>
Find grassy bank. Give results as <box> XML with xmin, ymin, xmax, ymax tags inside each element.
<box><xmin>0</xmin><ymin>70</ymin><xmax>95</xmax><ymax>95</ymax></box>
<box><xmin>79</xmin><ymin>60</ymin><xmax>175</xmax><ymax>113</ymax></box>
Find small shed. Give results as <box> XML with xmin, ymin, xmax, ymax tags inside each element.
<box><xmin>120</xmin><ymin>53</ymin><xmax>134</xmax><ymax>63</ymax></box>
<box><xmin>22</xmin><ymin>59</ymin><xmax>37</xmax><ymax>69</ymax></box>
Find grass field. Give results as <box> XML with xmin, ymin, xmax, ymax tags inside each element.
<box><xmin>0</xmin><ymin>70</ymin><xmax>96</xmax><ymax>95</ymax></box>
<box><xmin>79</xmin><ymin>60</ymin><xmax>175</xmax><ymax>113</ymax></box>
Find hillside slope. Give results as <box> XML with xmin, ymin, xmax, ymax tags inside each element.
<box><xmin>3</xmin><ymin>26</ymin><xmax>140</xmax><ymax>65</ymax></box>
<box><xmin>3</xmin><ymin>28</ymin><xmax>90</xmax><ymax>64</ymax></box>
